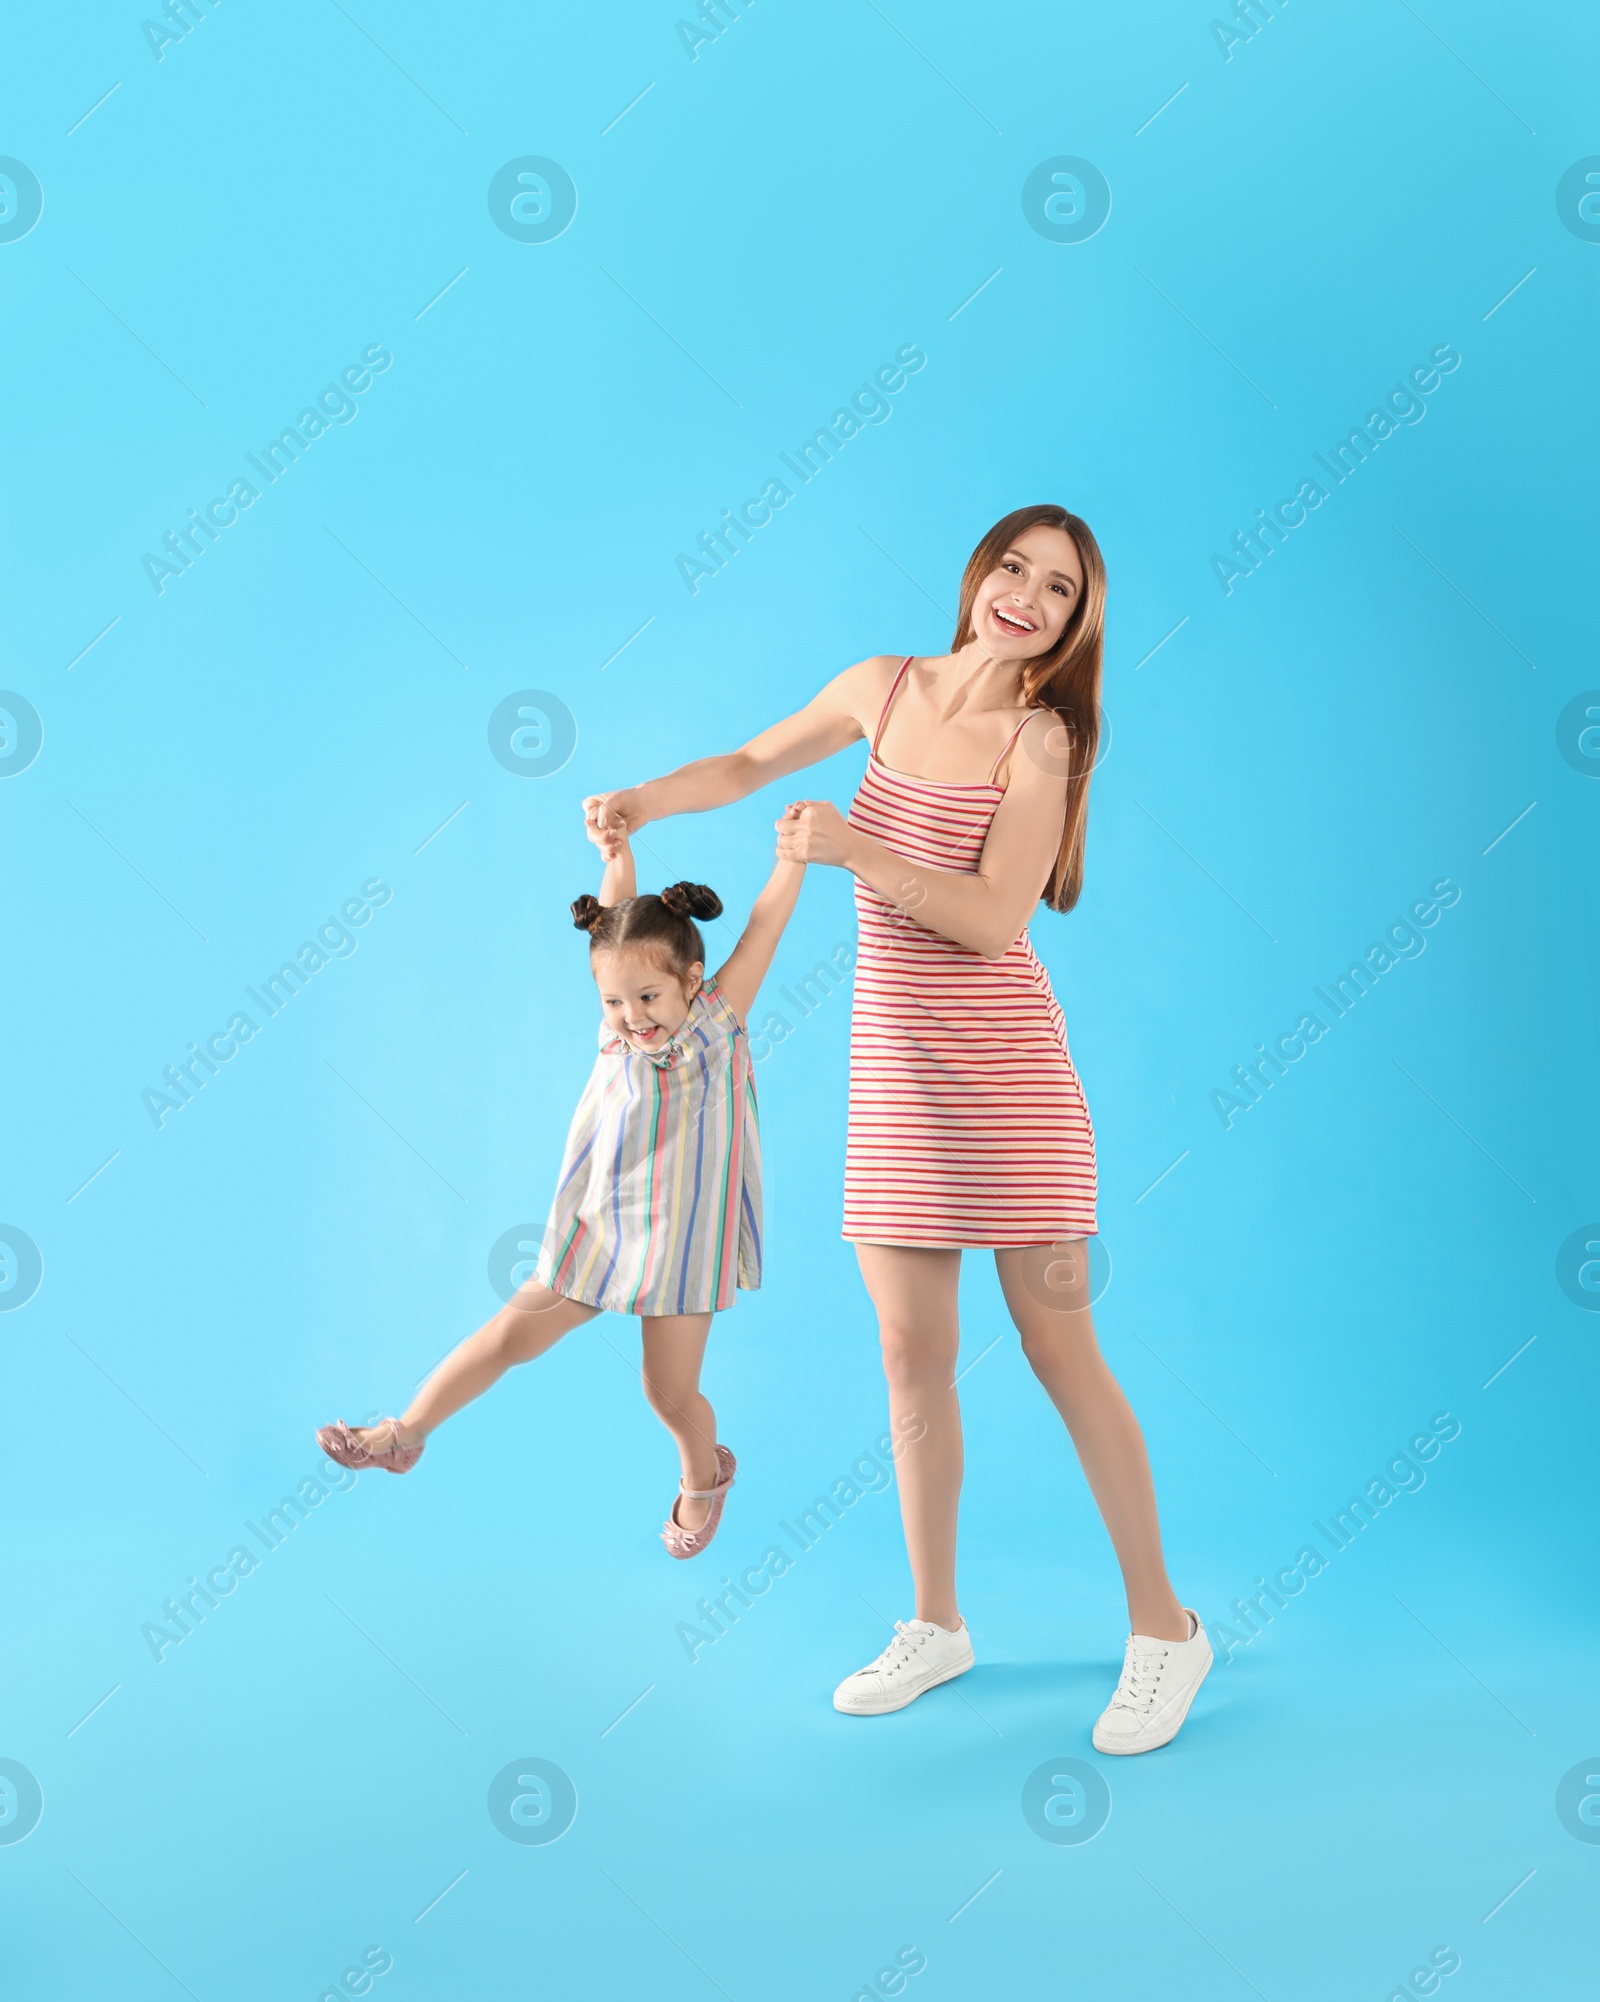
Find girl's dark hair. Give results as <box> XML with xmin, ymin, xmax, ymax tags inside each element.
<box><xmin>571</xmin><ymin>881</ymin><xmax>723</xmax><ymax>977</ymax></box>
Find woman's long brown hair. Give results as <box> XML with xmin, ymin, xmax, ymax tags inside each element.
<box><xmin>949</xmin><ymin>503</ymin><xmax>1106</xmax><ymax>913</ymax></box>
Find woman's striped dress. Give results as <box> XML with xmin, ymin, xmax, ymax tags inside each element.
<box><xmin>843</xmin><ymin>659</ymin><xmax>1098</xmax><ymax>1247</ymax></box>
<box><xmin>537</xmin><ymin>977</ymin><xmax>762</xmax><ymax>1315</ymax></box>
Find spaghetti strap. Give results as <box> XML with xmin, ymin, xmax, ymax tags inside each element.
<box><xmin>987</xmin><ymin>707</ymin><xmax>1041</xmax><ymax>787</ymax></box>
<box><xmin>870</xmin><ymin>657</ymin><xmax>915</xmax><ymax>758</ymax></box>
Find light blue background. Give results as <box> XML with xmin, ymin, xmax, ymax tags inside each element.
<box><xmin>3</xmin><ymin>0</ymin><xmax>1596</xmax><ymax>1994</ymax></box>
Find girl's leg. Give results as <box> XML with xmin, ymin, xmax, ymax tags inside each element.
<box><xmin>854</xmin><ymin>1244</ymin><xmax>964</xmax><ymax>1630</ymax></box>
<box><xmin>638</xmin><ymin>1314</ymin><xmax>719</xmax><ymax>1529</ymax></box>
<box><xmin>994</xmin><ymin>1242</ymin><xmax>1188</xmax><ymax>1642</ymax></box>
<box><xmin>355</xmin><ymin>1282</ymin><xmax>598</xmax><ymax>1448</ymax></box>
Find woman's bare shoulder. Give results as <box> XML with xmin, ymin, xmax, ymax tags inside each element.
<box><xmin>994</xmin><ymin>706</ymin><xmax>1073</xmax><ymax>795</ymax></box>
<box><xmin>823</xmin><ymin>653</ymin><xmax>917</xmax><ymax>728</ymax></box>
<box><xmin>849</xmin><ymin>652</ymin><xmax>915</xmax><ymax>685</ymax></box>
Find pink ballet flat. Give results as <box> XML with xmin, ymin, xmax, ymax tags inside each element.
<box><xmin>316</xmin><ymin>1417</ymin><xmax>424</xmax><ymax>1475</ymax></box>
<box><xmin>661</xmin><ymin>1444</ymin><xmax>736</xmax><ymax>1559</ymax></box>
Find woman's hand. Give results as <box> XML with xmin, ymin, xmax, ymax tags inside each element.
<box><xmin>583</xmin><ymin>787</ymin><xmax>647</xmax><ymax>859</ymax></box>
<box><xmin>775</xmin><ymin>799</ymin><xmax>857</xmax><ymax>868</ymax></box>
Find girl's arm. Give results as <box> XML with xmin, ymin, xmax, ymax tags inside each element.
<box><xmin>583</xmin><ymin>657</ymin><xmax>892</xmax><ymax>856</ymax></box>
<box><xmin>775</xmin><ymin>714</ymin><xmax>1068</xmax><ymax>960</ymax></box>
<box><xmin>711</xmin><ymin>833</ymin><xmax>806</xmax><ymax>1024</ymax></box>
<box><xmin>598</xmin><ymin>830</ymin><xmax>636</xmax><ymax>906</ymax></box>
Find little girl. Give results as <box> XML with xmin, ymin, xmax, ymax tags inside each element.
<box><xmin>317</xmin><ymin>822</ymin><xmax>805</xmax><ymax>1557</ymax></box>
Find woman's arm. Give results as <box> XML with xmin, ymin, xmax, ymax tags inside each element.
<box><xmin>775</xmin><ymin>714</ymin><xmax>1068</xmax><ymax>960</ymax></box>
<box><xmin>712</xmin><ymin>834</ymin><xmax>806</xmax><ymax>1024</ymax></box>
<box><xmin>584</xmin><ymin>657</ymin><xmax>890</xmax><ymax>855</ymax></box>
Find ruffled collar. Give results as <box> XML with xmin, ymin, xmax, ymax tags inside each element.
<box><xmin>601</xmin><ymin>1027</ymin><xmax>687</xmax><ymax>1071</ymax></box>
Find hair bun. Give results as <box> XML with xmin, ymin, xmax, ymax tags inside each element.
<box><xmin>660</xmin><ymin>880</ymin><xmax>722</xmax><ymax>922</ymax></box>
<box><xmin>570</xmin><ymin>893</ymin><xmax>605</xmax><ymax>933</ymax></box>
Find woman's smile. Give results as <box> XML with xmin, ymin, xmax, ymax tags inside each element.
<box><xmin>990</xmin><ymin>601</ymin><xmax>1038</xmax><ymax>636</ymax></box>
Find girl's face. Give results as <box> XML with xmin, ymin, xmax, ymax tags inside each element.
<box><xmin>592</xmin><ymin>945</ymin><xmax>701</xmax><ymax>1053</ymax></box>
<box><xmin>970</xmin><ymin>523</ymin><xmax>1084</xmax><ymax>659</ymax></box>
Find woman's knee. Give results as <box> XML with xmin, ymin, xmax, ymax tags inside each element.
<box><xmin>1018</xmin><ymin>1317</ymin><xmax>1096</xmax><ymax>1383</ymax></box>
<box><xmin>877</xmin><ymin>1321</ymin><xmax>957</xmax><ymax>1395</ymax></box>
<box><xmin>1022</xmin><ymin>1333</ymin><xmax>1122</xmax><ymax>1431</ymax></box>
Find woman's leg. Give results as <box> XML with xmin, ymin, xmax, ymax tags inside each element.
<box><xmin>363</xmin><ymin>1282</ymin><xmax>598</xmax><ymax>1447</ymax></box>
<box><xmin>639</xmin><ymin>1314</ymin><xmax>719</xmax><ymax>1528</ymax></box>
<box><xmin>995</xmin><ymin>1241</ymin><xmax>1188</xmax><ymax>1641</ymax></box>
<box><xmin>854</xmin><ymin>1244</ymin><xmax>964</xmax><ymax>1630</ymax></box>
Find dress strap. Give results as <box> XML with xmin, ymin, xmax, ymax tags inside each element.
<box><xmin>870</xmin><ymin>657</ymin><xmax>916</xmax><ymax>758</ymax></box>
<box><xmin>987</xmin><ymin>707</ymin><xmax>1042</xmax><ymax>787</ymax></box>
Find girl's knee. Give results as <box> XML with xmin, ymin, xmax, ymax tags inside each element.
<box><xmin>493</xmin><ymin>1302</ymin><xmax>552</xmax><ymax>1364</ymax></box>
<box><xmin>641</xmin><ymin>1370</ymin><xmax>697</xmax><ymax>1420</ymax></box>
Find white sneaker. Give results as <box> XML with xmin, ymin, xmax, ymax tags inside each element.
<box><xmin>1091</xmin><ymin>1608</ymin><xmax>1212</xmax><ymax>1754</ymax></box>
<box><xmin>833</xmin><ymin>1618</ymin><xmax>975</xmax><ymax>1715</ymax></box>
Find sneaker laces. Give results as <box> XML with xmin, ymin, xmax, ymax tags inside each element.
<box><xmin>1107</xmin><ymin>1634</ymin><xmax>1170</xmax><ymax>1716</ymax></box>
<box><xmin>868</xmin><ymin>1621</ymin><xmax>933</xmax><ymax>1679</ymax></box>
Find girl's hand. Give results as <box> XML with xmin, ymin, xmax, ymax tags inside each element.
<box><xmin>775</xmin><ymin>799</ymin><xmax>855</xmax><ymax>868</ymax></box>
<box><xmin>591</xmin><ymin>826</ymin><xmax>629</xmax><ymax>863</ymax></box>
<box><xmin>584</xmin><ymin>789</ymin><xmax>644</xmax><ymax>859</ymax></box>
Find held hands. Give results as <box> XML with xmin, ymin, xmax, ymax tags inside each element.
<box><xmin>583</xmin><ymin>789</ymin><xmax>643</xmax><ymax>861</ymax></box>
<box><xmin>584</xmin><ymin>791</ymin><xmax>852</xmax><ymax>867</ymax></box>
<box><xmin>775</xmin><ymin>799</ymin><xmax>854</xmax><ymax>868</ymax></box>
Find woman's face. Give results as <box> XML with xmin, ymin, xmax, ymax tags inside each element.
<box><xmin>969</xmin><ymin>523</ymin><xmax>1084</xmax><ymax>660</ymax></box>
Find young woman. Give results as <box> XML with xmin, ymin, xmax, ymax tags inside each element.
<box><xmin>585</xmin><ymin>505</ymin><xmax>1211</xmax><ymax>1752</ymax></box>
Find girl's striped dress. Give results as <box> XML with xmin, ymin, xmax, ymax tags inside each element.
<box><xmin>537</xmin><ymin>977</ymin><xmax>762</xmax><ymax>1315</ymax></box>
<box><xmin>843</xmin><ymin>657</ymin><xmax>1098</xmax><ymax>1247</ymax></box>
